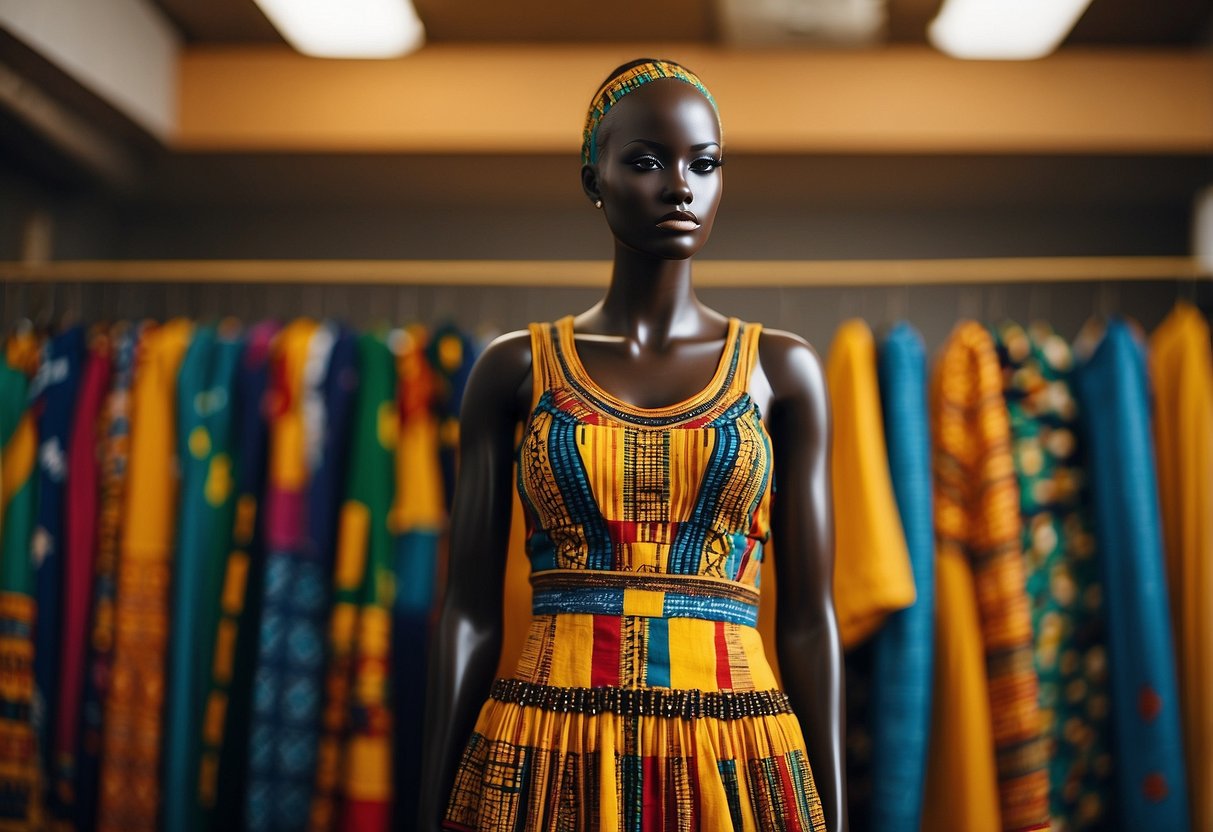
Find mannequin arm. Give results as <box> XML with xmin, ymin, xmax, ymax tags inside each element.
<box><xmin>762</xmin><ymin>331</ymin><xmax>848</xmax><ymax>832</ymax></box>
<box><xmin>416</xmin><ymin>332</ymin><xmax>530</xmax><ymax>830</ymax></box>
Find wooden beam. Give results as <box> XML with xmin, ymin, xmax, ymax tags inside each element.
<box><xmin>1</xmin><ymin>257</ymin><xmax>1205</xmax><ymax>286</ymax></box>
<box><xmin>176</xmin><ymin>45</ymin><xmax>1213</xmax><ymax>153</ymax></box>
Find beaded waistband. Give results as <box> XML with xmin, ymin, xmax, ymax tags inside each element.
<box><xmin>490</xmin><ymin>679</ymin><xmax>793</xmax><ymax>721</ymax></box>
<box><xmin>530</xmin><ymin>569</ymin><xmax>760</xmax><ymax>627</ymax></box>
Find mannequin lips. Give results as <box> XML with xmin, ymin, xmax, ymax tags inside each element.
<box><xmin>656</xmin><ymin>210</ymin><xmax>700</xmax><ymax>231</ymax></box>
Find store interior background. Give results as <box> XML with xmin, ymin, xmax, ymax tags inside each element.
<box><xmin>1</xmin><ymin>0</ymin><xmax>1211</xmax><ymax>350</ymax></box>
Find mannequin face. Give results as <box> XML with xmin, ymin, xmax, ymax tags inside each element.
<box><xmin>583</xmin><ymin>79</ymin><xmax>723</xmax><ymax>261</ymax></box>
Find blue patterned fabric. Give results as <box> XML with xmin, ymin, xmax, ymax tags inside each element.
<box><xmin>866</xmin><ymin>322</ymin><xmax>935</xmax><ymax>832</ymax></box>
<box><xmin>30</xmin><ymin>324</ymin><xmax>86</xmax><ymax>800</ymax></box>
<box><xmin>1072</xmin><ymin>318</ymin><xmax>1190</xmax><ymax>828</ymax></box>
<box><xmin>246</xmin><ymin>322</ymin><xmax>358</xmax><ymax>831</ymax></box>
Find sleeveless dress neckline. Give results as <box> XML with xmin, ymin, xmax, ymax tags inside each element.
<box><xmin>555</xmin><ymin>314</ymin><xmax>741</xmax><ymax>420</ymax></box>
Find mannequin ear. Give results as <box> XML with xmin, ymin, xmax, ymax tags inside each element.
<box><xmin>581</xmin><ymin>164</ymin><xmax>602</xmax><ymax>207</ymax></box>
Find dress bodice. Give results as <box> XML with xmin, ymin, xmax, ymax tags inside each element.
<box><xmin>517</xmin><ymin>316</ymin><xmax>772</xmax><ymax>622</ymax></box>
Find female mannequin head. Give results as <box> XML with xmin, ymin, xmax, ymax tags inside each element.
<box><xmin>580</xmin><ymin>60</ymin><xmax>724</xmax><ymax>261</ymax></box>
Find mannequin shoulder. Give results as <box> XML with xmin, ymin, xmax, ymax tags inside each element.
<box><xmin>463</xmin><ymin>328</ymin><xmax>535</xmax><ymax>418</ymax></box>
<box><xmin>756</xmin><ymin>327</ymin><xmax>827</xmax><ymax>403</ymax></box>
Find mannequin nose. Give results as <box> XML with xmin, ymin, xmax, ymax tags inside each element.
<box><xmin>663</xmin><ymin>172</ymin><xmax>693</xmax><ymax>205</ymax></box>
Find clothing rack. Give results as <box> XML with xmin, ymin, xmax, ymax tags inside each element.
<box><xmin>0</xmin><ymin>256</ymin><xmax>1208</xmax><ymax>287</ymax></box>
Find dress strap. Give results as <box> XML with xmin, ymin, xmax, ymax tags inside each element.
<box><xmin>526</xmin><ymin>321</ymin><xmax>562</xmax><ymax>411</ymax></box>
<box><xmin>726</xmin><ymin>321</ymin><xmax>764</xmax><ymax>400</ymax></box>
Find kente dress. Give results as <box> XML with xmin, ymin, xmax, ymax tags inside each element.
<box><xmin>443</xmin><ymin>316</ymin><xmax>827</xmax><ymax>832</ymax></box>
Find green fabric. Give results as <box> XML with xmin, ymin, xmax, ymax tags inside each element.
<box><xmin>994</xmin><ymin>320</ymin><xmax>1112</xmax><ymax>830</ymax></box>
<box><xmin>1</xmin><ymin>353</ymin><xmax>35</xmax><ymax>595</ymax></box>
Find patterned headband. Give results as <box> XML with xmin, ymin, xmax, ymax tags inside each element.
<box><xmin>581</xmin><ymin>60</ymin><xmax>720</xmax><ymax>165</ymax></box>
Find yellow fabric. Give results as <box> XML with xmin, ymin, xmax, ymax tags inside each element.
<box><xmin>100</xmin><ymin>317</ymin><xmax>193</xmax><ymax>832</ymax></box>
<box><xmin>1148</xmin><ymin>301</ymin><xmax>1213</xmax><ymax>832</ymax></box>
<box><xmin>921</xmin><ymin>547</ymin><xmax>1001</xmax><ymax>832</ymax></box>
<box><xmin>826</xmin><ymin>320</ymin><xmax>916</xmax><ymax>648</ymax></box>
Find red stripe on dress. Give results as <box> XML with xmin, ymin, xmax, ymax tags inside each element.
<box><xmin>714</xmin><ymin>621</ymin><xmax>732</xmax><ymax>690</ymax></box>
<box><xmin>591</xmin><ymin>615</ymin><xmax>622</xmax><ymax>687</ymax></box>
<box><xmin>642</xmin><ymin>755</ymin><xmax>662</xmax><ymax>830</ymax></box>
<box><xmin>777</xmin><ymin>756</ymin><xmax>805</xmax><ymax>832</ymax></box>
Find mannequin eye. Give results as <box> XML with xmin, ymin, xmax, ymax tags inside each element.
<box><xmin>690</xmin><ymin>157</ymin><xmax>724</xmax><ymax>173</ymax></box>
<box><xmin>629</xmin><ymin>156</ymin><xmax>662</xmax><ymax>171</ymax></box>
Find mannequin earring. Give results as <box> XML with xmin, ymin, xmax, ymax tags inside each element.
<box><xmin>594</xmin><ymin>200</ymin><xmax>602</xmax><ymax>209</ymax></box>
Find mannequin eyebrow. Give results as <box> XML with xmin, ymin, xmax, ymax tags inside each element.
<box><xmin>622</xmin><ymin>140</ymin><xmax>722</xmax><ymax>152</ymax></box>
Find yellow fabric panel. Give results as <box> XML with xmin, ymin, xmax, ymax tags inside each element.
<box><xmin>826</xmin><ymin>320</ymin><xmax>916</xmax><ymax>648</ymax></box>
<box><xmin>922</xmin><ymin>546</ymin><xmax>1002</xmax><ymax>832</ymax></box>
<box><xmin>1148</xmin><ymin>302</ymin><xmax>1213</xmax><ymax>832</ymax></box>
<box><xmin>575</xmin><ymin>422</ymin><xmax>626</xmax><ymax>521</ymax></box>
<box><xmin>666</xmin><ymin>617</ymin><xmax>718</xmax><ymax>690</ymax></box>
<box><xmin>621</xmin><ymin>588</ymin><xmax>665</xmax><ymax>618</ymax></box>
<box><xmin>546</xmin><ymin>614</ymin><xmax>594</xmax><ymax>689</ymax></box>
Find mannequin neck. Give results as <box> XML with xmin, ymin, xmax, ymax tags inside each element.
<box><xmin>597</xmin><ymin>242</ymin><xmax>708</xmax><ymax>344</ymax></box>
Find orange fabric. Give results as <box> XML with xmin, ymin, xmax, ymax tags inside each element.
<box><xmin>922</xmin><ymin>321</ymin><xmax>1050</xmax><ymax>832</ymax></box>
<box><xmin>98</xmin><ymin>318</ymin><xmax>193</xmax><ymax>832</ymax></box>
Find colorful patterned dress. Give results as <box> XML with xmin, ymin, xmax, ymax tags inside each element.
<box><xmin>443</xmin><ymin>316</ymin><xmax>826</xmax><ymax>832</ymax></box>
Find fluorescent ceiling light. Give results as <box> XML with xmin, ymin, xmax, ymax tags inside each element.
<box><xmin>253</xmin><ymin>0</ymin><xmax>425</xmax><ymax>58</ymax></box>
<box><xmin>928</xmin><ymin>0</ymin><xmax>1094</xmax><ymax>60</ymax></box>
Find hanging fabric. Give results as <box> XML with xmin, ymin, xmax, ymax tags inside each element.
<box><xmin>0</xmin><ymin>329</ymin><xmax>44</xmax><ymax>831</ymax></box>
<box><xmin>75</xmin><ymin>321</ymin><xmax>140</xmax><ymax>832</ymax></box>
<box><xmin>824</xmin><ymin>319</ymin><xmax>916</xmax><ymax>832</ymax></box>
<box><xmin>922</xmin><ymin>321</ymin><xmax>1050</xmax><ymax>832</ymax></box>
<box><xmin>993</xmin><ymin>321</ymin><xmax>1112</xmax><ymax>830</ymax></box>
<box><xmin>163</xmin><ymin>320</ymin><xmax>244</xmax><ymax>832</ymax></box>
<box><xmin>311</xmin><ymin>330</ymin><xmax>397</xmax><ymax>832</ymax></box>
<box><xmin>1073</xmin><ymin>317</ymin><xmax>1191</xmax><ymax>829</ymax></box>
<box><xmin>1149</xmin><ymin>302</ymin><xmax>1213</xmax><ymax>832</ymax></box>
<box><xmin>98</xmin><ymin>317</ymin><xmax>193</xmax><ymax>832</ymax></box>
<box><xmin>30</xmin><ymin>324</ymin><xmax>86</xmax><ymax>827</ymax></box>
<box><xmin>52</xmin><ymin>325</ymin><xmax>113</xmax><ymax>830</ymax></box>
<box><xmin>389</xmin><ymin>325</ymin><xmax>446</xmax><ymax>828</ymax></box>
<box><xmin>825</xmin><ymin>319</ymin><xmax>916</xmax><ymax>649</ymax></box>
<box><xmin>197</xmin><ymin>320</ymin><xmax>279</xmax><ymax>831</ymax></box>
<box><xmin>246</xmin><ymin>320</ymin><xmax>358</xmax><ymax>831</ymax></box>
<box><xmin>866</xmin><ymin>321</ymin><xmax>935</xmax><ymax>832</ymax></box>
<box><xmin>427</xmin><ymin>322</ymin><xmax>476</xmax><ymax>512</ymax></box>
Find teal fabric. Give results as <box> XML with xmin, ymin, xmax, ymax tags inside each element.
<box><xmin>1073</xmin><ymin>318</ymin><xmax>1190</xmax><ymax>829</ymax></box>
<box><xmin>867</xmin><ymin>321</ymin><xmax>934</xmax><ymax>832</ymax></box>
<box><xmin>164</xmin><ymin>324</ymin><xmax>243</xmax><ymax>832</ymax></box>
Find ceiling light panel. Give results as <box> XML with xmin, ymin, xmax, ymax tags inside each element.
<box><xmin>252</xmin><ymin>0</ymin><xmax>425</xmax><ymax>58</ymax></box>
<box><xmin>929</xmin><ymin>0</ymin><xmax>1095</xmax><ymax>60</ymax></box>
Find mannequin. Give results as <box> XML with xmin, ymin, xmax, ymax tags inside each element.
<box><xmin>418</xmin><ymin>60</ymin><xmax>846</xmax><ymax>831</ymax></box>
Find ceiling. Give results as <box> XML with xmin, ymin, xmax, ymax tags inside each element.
<box><xmin>152</xmin><ymin>0</ymin><xmax>1213</xmax><ymax>46</ymax></box>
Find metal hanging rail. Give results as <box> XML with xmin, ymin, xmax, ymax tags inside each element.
<box><xmin>0</xmin><ymin>257</ymin><xmax>1207</xmax><ymax>286</ymax></box>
